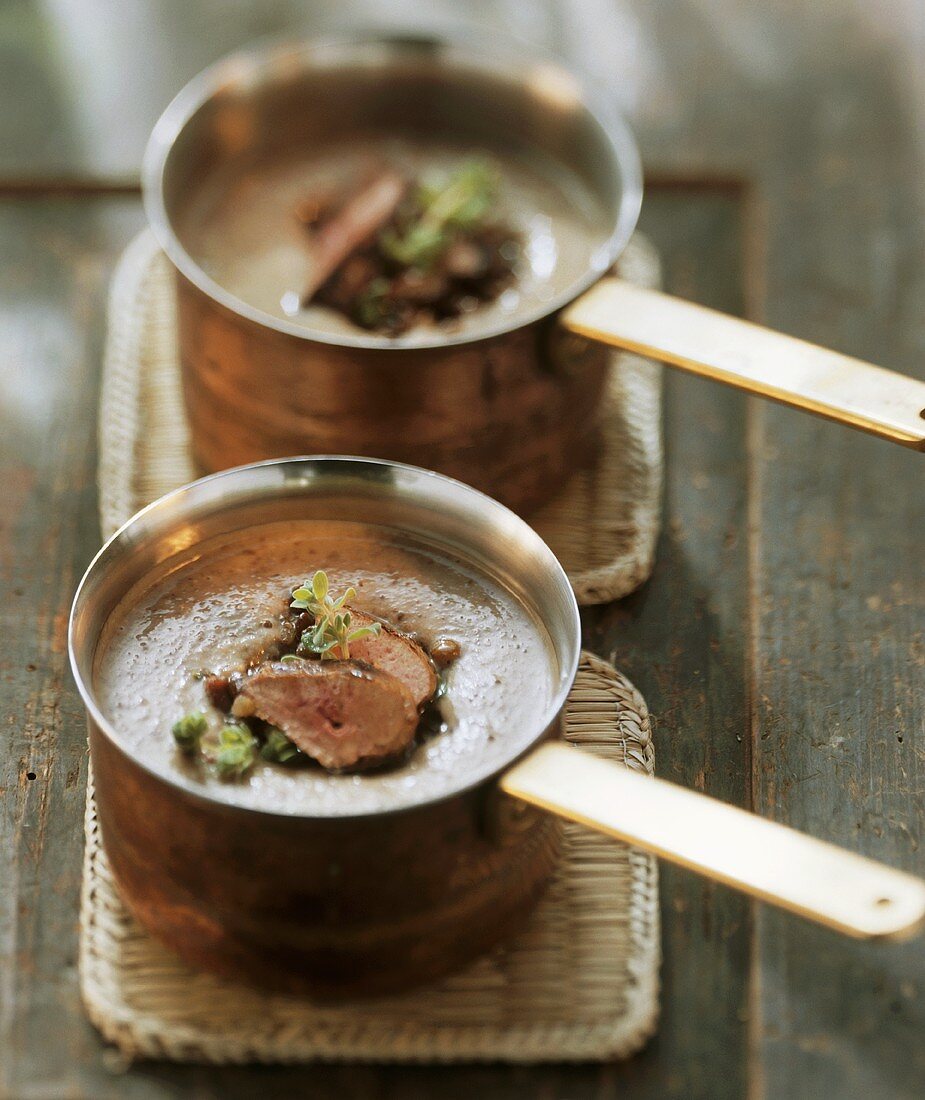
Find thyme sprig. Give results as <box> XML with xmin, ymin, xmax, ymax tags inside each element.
<box><xmin>290</xmin><ymin>570</ymin><xmax>381</xmax><ymax>660</ymax></box>
<box><xmin>172</xmin><ymin>711</ymin><xmax>207</xmax><ymax>753</ymax></box>
<box><xmin>172</xmin><ymin>713</ymin><xmax>258</xmax><ymax>780</ymax></box>
<box><xmin>260</xmin><ymin>727</ymin><xmax>304</xmax><ymax>765</ymax></box>
<box><xmin>207</xmin><ymin>723</ymin><xmax>259</xmax><ymax>779</ymax></box>
<box><xmin>379</xmin><ymin>158</ymin><xmax>497</xmax><ymax>270</ymax></box>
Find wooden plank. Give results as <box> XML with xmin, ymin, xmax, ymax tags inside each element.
<box><xmin>746</xmin><ymin>52</ymin><xmax>925</xmax><ymax>1100</ymax></box>
<box><xmin>0</xmin><ymin>197</ymin><xmax>143</xmax><ymax>1099</ymax></box>
<box><xmin>586</xmin><ymin>190</ymin><xmax>754</xmax><ymax>1100</ymax></box>
<box><xmin>751</xmin><ymin>379</ymin><xmax>925</xmax><ymax>1098</ymax></box>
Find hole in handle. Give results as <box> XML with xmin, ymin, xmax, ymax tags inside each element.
<box><xmin>875</xmin><ymin>896</ymin><xmax>893</xmax><ymax>908</ymax></box>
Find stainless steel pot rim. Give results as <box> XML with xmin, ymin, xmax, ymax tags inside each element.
<box><xmin>69</xmin><ymin>455</ymin><xmax>582</xmax><ymax>821</ymax></box>
<box><xmin>142</xmin><ymin>29</ymin><xmax>643</xmax><ymax>352</ymax></box>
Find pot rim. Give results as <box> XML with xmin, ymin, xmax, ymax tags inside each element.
<box><xmin>69</xmin><ymin>456</ymin><xmax>582</xmax><ymax>821</ymax></box>
<box><xmin>142</xmin><ymin>29</ymin><xmax>643</xmax><ymax>352</ymax></box>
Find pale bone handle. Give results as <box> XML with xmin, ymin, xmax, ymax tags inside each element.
<box><xmin>500</xmin><ymin>742</ymin><xmax>925</xmax><ymax>940</ymax></box>
<box><xmin>561</xmin><ymin>278</ymin><xmax>925</xmax><ymax>450</ymax></box>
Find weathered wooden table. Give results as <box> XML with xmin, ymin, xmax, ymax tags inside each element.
<box><xmin>2</xmin><ymin>4</ymin><xmax>923</xmax><ymax>1097</ymax></box>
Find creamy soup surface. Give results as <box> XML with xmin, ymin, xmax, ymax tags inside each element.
<box><xmin>179</xmin><ymin>137</ymin><xmax>608</xmax><ymax>345</ymax></box>
<box><xmin>94</xmin><ymin>520</ymin><xmax>559</xmax><ymax>814</ymax></box>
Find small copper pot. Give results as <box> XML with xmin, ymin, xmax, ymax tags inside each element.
<box><xmin>69</xmin><ymin>458</ymin><xmax>581</xmax><ymax>998</ymax></box>
<box><xmin>144</xmin><ymin>35</ymin><xmax>925</xmax><ymax>516</ymax></box>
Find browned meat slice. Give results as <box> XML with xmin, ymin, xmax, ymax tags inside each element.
<box><xmin>240</xmin><ymin>660</ymin><xmax>419</xmax><ymax>771</ymax></box>
<box><xmin>302</xmin><ymin>171</ymin><xmax>407</xmax><ymax>303</ymax></box>
<box><xmin>345</xmin><ymin>610</ymin><xmax>438</xmax><ymax>708</ymax></box>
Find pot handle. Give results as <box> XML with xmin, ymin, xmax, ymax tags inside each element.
<box><xmin>500</xmin><ymin>742</ymin><xmax>925</xmax><ymax>940</ymax></box>
<box><xmin>561</xmin><ymin>278</ymin><xmax>925</xmax><ymax>450</ymax></box>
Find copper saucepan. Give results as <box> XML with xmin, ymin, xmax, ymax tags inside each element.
<box><xmin>69</xmin><ymin>458</ymin><xmax>925</xmax><ymax>998</ymax></box>
<box><xmin>143</xmin><ymin>34</ymin><xmax>925</xmax><ymax>515</ymax></box>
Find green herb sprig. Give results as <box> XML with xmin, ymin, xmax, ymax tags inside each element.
<box><xmin>354</xmin><ymin>276</ymin><xmax>392</xmax><ymax>329</ymax></box>
<box><xmin>290</xmin><ymin>570</ymin><xmax>381</xmax><ymax>660</ymax></box>
<box><xmin>379</xmin><ymin>158</ymin><xmax>497</xmax><ymax>270</ymax></box>
<box><xmin>205</xmin><ymin>722</ymin><xmax>258</xmax><ymax>780</ymax></box>
<box><xmin>260</xmin><ymin>727</ymin><xmax>303</xmax><ymax>765</ymax></box>
<box><xmin>171</xmin><ymin>713</ymin><xmax>258</xmax><ymax>780</ymax></box>
<box><xmin>172</xmin><ymin>711</ymin><xmax>207</xmax><ymax>753</ymax></box>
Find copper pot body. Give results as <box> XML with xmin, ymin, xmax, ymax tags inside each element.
<box><xmin>145</xmin><ymin>35</ymin><xmax>642</xmax><ymax>514</ymax></box>
<box><xmin>88</xmin><ymin>712</ymin><xmax>561</xmax><ymax>998</ymax></box>
<box><xmin>70</xmin><ymin>459</ymin><xmax>581</xmax><ymax>998</ymax></box>
<box><xmin>178</xmin><ymin>275</ymin><xmax>609</xmax><ymax>512</ymax></box>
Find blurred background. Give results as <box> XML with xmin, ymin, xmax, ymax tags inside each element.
<box><xmin>5</xmin><ymin>0</ymin><xmax>925</xmax><ymax>408</ymax></box>
<box><xmin>3</xmin><ymin>4</ymin><xmax>924</xmax><ymax>1099</ymax></box>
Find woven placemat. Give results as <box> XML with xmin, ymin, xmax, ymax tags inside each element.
<box><xmin>80</xmin><ymin>651</ymin><xmax>659</xmax><ymax>1064</ymax></box>
<box><xmin>98</xmin><ymin>229</ymin><xmax>663</xmax><ymax>604</ymax></box>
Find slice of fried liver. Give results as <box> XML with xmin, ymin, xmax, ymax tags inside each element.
<box><xmin>346</xmin><ymin>609</ymin><xmax>438</xmax><ymax>708</ymax></box>
<box><xmin>241</xmin><ymin>660</ymin><xmax>418</xmax><ymax>770</ymax></box>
